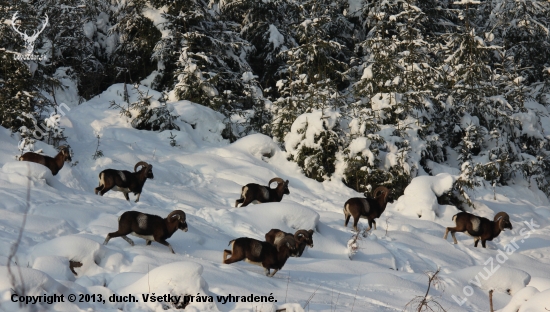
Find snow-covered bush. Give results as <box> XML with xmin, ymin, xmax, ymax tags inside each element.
<box><xmin>130</xmin><ymin>88</ymin><xmax>180</xmax><ymax>132</ymax></box>
<box><xmin>285</xmin><ymin>110</ymin><xmax>342</xmax><ymax>182</ymax></box>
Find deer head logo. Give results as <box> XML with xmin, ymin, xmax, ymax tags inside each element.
<box><xmin>10</xmin><ymin>12</ymin><xmax>48</xmax><ymax>56</ymax></box>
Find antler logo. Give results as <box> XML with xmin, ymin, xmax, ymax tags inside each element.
<box><xmin>10</xmin><ymin>12</ymin><xmax>48</xmax><ymax>60</ymax></box>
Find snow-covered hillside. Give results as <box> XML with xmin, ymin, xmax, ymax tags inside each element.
<box><xmin>0</xmin><ymin>85</ymin><xmax>549</xmax><ymax>311</ymax></box>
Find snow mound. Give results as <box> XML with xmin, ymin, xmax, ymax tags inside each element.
<box><xmin>171</xmin><ymin>100</ymin><xmax>226</xmax><ymax>145</ymax></box>
<box><xmin>229</xmin><ymin>134</ymin><xmax>281</xmax><ymax>159</ymax></box>
<box><xmin>32</xmin><ymin>255</ymin><xmax>75</xmax><ymax>281</ymax></box>
<box><xmin>198</xmin><ymin>202</ymin><xmax>319</xmax><ymax>240</ymax></box>
<box><xmin>29</xmin><ymin>236</ymin><xmax>105</xmax><ymax>277</ymax></box>
<box><xmin>518</xmin><ymin>288</ymin><xmax>550</xmax><ymax>312</ymax></box>
<box><xmin>118</xmin><ymin>261</ymin><xmax>216</xmax><ymax>311</ymax></box>
<box><xmin>500</xmin><ymin>286</ymin><xmax>540</xmax><ymax>312</ymax></box>
<box><xmin>451</xmin><ymin>265</ymin><xmax>530</xmax><ymax>296</ymax></box>
<box><xmin>527</xmin><ymin>277</ymin><xmax>550</xmax><ymax>292</ymax></box>
<box><xmin>0</xmin><ymin>266</ymin><xmax>71</xmax><ymax>311</ymax></box>
<box><xmin>2</xmin><ymin>161</ymin><xmax>53</xmax><ymax>186</ymax></box>
<box><xmin>394</xmin><ymin>173</ymin><xmax>457</xmax><ymax>220</ymax></box>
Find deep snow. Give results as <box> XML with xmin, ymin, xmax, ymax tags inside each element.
<box><xmin>0</xmin><ymin>84</ymin><xmax>549</xmax><ymax>311</ymax></box>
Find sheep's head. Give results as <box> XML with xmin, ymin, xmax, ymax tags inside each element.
<box><xmin>278</xmin><ymin>237</ymin><xmax>298</xmax><ymax>257</ymax></box>
<box><xmin>135</xmin><ymin>161</ymin><xmax>154</xmax><ymax>179</ymax></box>
<box><xmin>494</xmin><ymin>212</ymin><xmax>512</xmax><ymax>231</ymax></box>
<box><xmin>58</xmin><ymin>146</ymin><xmax>72</xmax><ymax>162</ymax></box>
<box><xmin>168</xmin><ymin>210</ymin><xmax>188</xmax><ymax>232</ymax></box>
<box><xmin>269</xmin><ymin>177</ymin><xmax>290</xmax><ymax>195</ymax></box>
<box><xmin>295</xmin><ymin>229</ymin><xmax>314</xmax><ymax>248</ymax></box>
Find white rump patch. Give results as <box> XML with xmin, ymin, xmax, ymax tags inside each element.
<box><xmin>118</xmin><ymin>171</ymin><xmax>126</xmax><ymax>182</ymax></box>
<box><xmin>242</xmin><ymin>186</ymin><xmax>248</xmax><ymax>197</ymax></box>
<box><xmin>260</xmin><ymin>187</ymin><xmax>269</xmax><ymax>200</ymax></box>
<box><xmin>471</xmin><ymin>216</ymin><xmax>481</xmax><ymax>232</ymax></box>
<box><xmin>137</xmin><ymin>214</ymin><xmax>148</xmax><ymax>229</ymax></box>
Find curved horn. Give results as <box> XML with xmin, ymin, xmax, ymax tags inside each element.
<box><xmin>167</xmin><ymin>210</ymin><xmax>186</xmax><ymax>221</ymax></box>
<box><xmin>494</xmin><ymin>212</ymin><xmax>509</xmax><ymax>222</ymax></box>
<box><xmin>268</xmin><ymin>177</ymin><xmax>284</xmax><ymax>188</ymax></box>
<box><xmin>134</xmin><ymin>161</ymin><xmax>149</xmax><ymax>172</ymax></box>
<box><xmin>294</xmin><ymin>229</ymin><xmax>310</xmax><ymax>241</ymax></box>
<box><xmin>372</xmin><ymin>186</ymin><xmax>389</xmax><ymax>198</ymax></box>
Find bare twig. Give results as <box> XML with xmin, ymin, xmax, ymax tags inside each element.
<box><xmin>332</xmin><ymin>292</ymin><xmax>340</xmax><ymax>312</ymax></box>
<box><xmin>348</xmin><ymin>228</ymin><xmax>369</xmax><ymax>260</ymax></box>
<box><xmin>303</xmin><ymin>283</ymin><xmax>321</xmax><ymax>310</ymax></box>
<box><xmin>285</xmin><ymin>273</ymin><xmax>290</xmax><ymax>303</ymax></box>
<box><xmin>384</xmin><ymin>215</ymin><xmax>391</xmax><ymax>237</ymax></box>
<box><xmin>351</xmin><ymin>275</ymin><xmax>362</xmax><ymax>312</ymax></box>
<box><xmin>489</xmin><ymin>290</ymin><xmax>494</xmax><ymax>312</ymax></box>
<box><xmin>403</xmin><ymin>268</ymin><xmax>446</xmax><ymax>312</ymax></box>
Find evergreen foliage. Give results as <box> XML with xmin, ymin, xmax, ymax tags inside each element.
<box><xmin>2</xmin><ymin>0</ymin><xmax>550</xmax><ymax>201</ymax></box>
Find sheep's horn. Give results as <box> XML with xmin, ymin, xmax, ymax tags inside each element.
<box><xmin>167</xmin><ymin>210</ymin><xmax>186</xmax><ymax>220</ymax></box>
<box><xmin>372</xmin><ymin>186</ymin><xmax>389</xmax><ymax>198</ymax></box>
<box><xmin>494</xmin><ymin>212</ymin><xmax>509</xmax><ymax>221</ymax></box>
<box><xmin>294</xmin><ymin>229</ymin><xmax>309</xmax><ymax>241</ymax></box>
<box><xmin>134</xmin><ymin>161</ymin><xmax>149</xmax><ymax>172</ymax></box>
<box><xmin>268</xmin><ymin>177</ymin><xmax>284</xmax><ymax>187</ymax></box>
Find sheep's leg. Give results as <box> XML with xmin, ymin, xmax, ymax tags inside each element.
<box><xmin>451</xmin><ymin>232</ymin><xmax>458</xmax><ymax>244</ymax></box>
<box><xmin>123</xmin><ymin>192</ymin><xmax>130</xmax><ymax>201</ymax></box>
<box><xmin>344</xmin><ymin>209</ymin><xmax>351</xmax><ymax>227</ymax></box>
<box><xmin>240</xmin><ymin>197</ymin><xmax>253</xmax><ymax>207</ymax></box>
<box><xmin>156</xmin><ymin>239</ymin><xmax>174</xmax><ymax>253</ymax></box>
<box><xmin>353</xmin><ymin>217</ymin><xmax>360</xmax><ymax>232</ymax></box>
<box><xmin>94</xmin><ymin>184</ymin><xmax>104</xmax><ymax>195</ymax></box>
<box><xmin>444</xmin><ymin>228</ymin><xmax>459</xmax><ymax>244</ymax></box>
<box><xmin>372</xmin><ymin>220</ymin><xmax>377</xmax><ymax>230</ymax></box>
<box><xmin>481</xmin><ymin>240</ymin><xmax>487</xmax><ymax>248</ymax></box>
<box><xmin>99</xmin><ymin>185</ymin><xmax>114</xmax><ymax>196</ymax></box>
<box><xmin>365</xmin><ymin>219</ymin><xmax>373</xmax><ymax>231</ymax></box>
<box><xmin>268</xmin><ymin>269</ymin><xmax>279</xmax><ymax>277</ymax></box>
<box><xmin>146</xmin><ymin>240</ymin><xmax>152</xmax><ymax>246</ymax></box>
<box><xmin>122</xmin><ymin>235</ymin><xmax>135</xmax><ymax>246</ymax></box>
<box><xmin>264</xmin><ymin>268</ymin><xmax>271</xmax><ymax>276</ymax></box>
<box><xmin>223</xmin><ymin>254</ymin><xmax>241</xmax><ymax>265</ymax></box>
<box><xmin>223</xmin><ymin>249</ymin><xmax>232</xmax><ymax>262</ymax></box>
<box><xmin>104</xmin><ymin>231</ymin><xmax>134</xmax><ymax>246</ymax></box>
<box><xmin>134</xmin><ymin>193</ymin><xmax>141</xmax><ymax>202</ymax></box>
<box><xmin>235</xmin><ymin>198</ymin><xmax>244</xmax><ymax>207</ymax></box>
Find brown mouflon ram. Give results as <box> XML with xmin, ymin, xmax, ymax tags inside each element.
<box><xmin>344</xmin><ymin>186</ymin><xmax>391</xmax><ymax>232</ymax></box>
<box><xmin>104</xmin><ymin>210</ymin><xmax>187</xmax><ymax>254</ymax></box>
<box><xmin>265</xmin><ymin>229</ymin><xmax>314</xmax><ymax>257</ymax></box>
<box><xmin>235</xmin><ymin>177</ymin><xmax>290</xmax><ymax>207</ymax></box>
<box><xmin>94</xmin><ymin>161</ymin><xmax>153</xmax><ymax>202</ymax></box>
<box><xmin>19</xmin><ymin>145</ymin><xmax>71</xmax><ymax>176</ymax></box>
<box><xmin>443</xmin><ymin>211</ymin><xmax>512</xmax><ymax>248</ymax></box>
<box><xmin>222</xmin><ymin>237</ymin><xmax>297</xmax><ymax>277</ymax></box>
